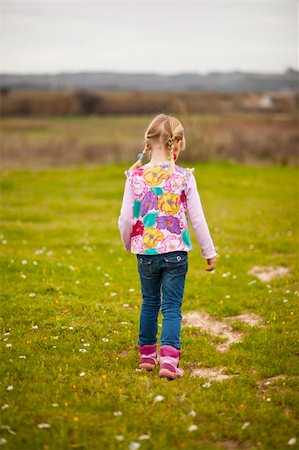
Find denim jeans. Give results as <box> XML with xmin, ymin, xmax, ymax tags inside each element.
<box><xmin>136</xmin><ymin>251</ymin><xmax>188</xmax><ymax>350</ymax></box>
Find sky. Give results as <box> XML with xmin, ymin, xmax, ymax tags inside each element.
<box><xmin>0</xmin><ymin>0</ymin><xmax>298</xmax><ymax>75</ymax></box>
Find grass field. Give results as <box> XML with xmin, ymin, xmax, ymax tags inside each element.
<box><xmin>0</xmin><ymin>161</ymin><xmax>298</xmax><ymax>450</ymax></box>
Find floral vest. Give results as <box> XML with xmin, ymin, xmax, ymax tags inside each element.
<box><xmin>126</xmin><ymin>163</ymin><xmax>193</xmax><ymax>255</ymax></box>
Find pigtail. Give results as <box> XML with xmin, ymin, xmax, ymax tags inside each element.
<box><xmin>128</xmin><ymin>142</ymin><xmax>149</xmax><ymax>171</ymax></box>
<box><xmin>167</xmin><ymin>137</ymin><xmax>175</xmax><ymax>176</ymax></box>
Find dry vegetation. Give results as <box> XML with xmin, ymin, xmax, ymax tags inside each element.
<box><xmin>1</xmin><ymin>112</ymin><xmax>298</xmax><ymax>169</ymax></box>
<box><xmin>0</xmin><ymin>90</ymin><xmax>298</xmax><ymax>168</ymax></box>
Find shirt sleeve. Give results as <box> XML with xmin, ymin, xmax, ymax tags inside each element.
<box><xmin>118</xmin><ymin>172</ymin><xmax>134</xmax><ymax>252</ymax></box>
<box><xmin>185</xmin><ymin>171</ymin><xmax>217</xmax><ymax>259</ymax></box>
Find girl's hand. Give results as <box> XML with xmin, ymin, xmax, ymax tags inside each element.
<box><xmin>206</xmin><ymin>257</ymin><xmax>216</xmax><ymax>272</ymax></box>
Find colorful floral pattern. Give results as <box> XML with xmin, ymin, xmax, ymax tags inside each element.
<box><xmin>143</xmin><ymin>227</ymin><xmax>164</xmax><ymax>248</ymax></box>
<box><xmin>158</xmin><ymin>193</ymin><xmax>180</xmax><ymax>215</ymax></box>
<box><xmin>131</xmin><ymin>220</ymin><xmax>144</xmax><ymax>237</ymax></box>
<box><xmin>156</xmin><ymin>216</ymin><xmax>181</xmax><ymax>234</ymax></box>
<box><xmin>164</xmin><ymin>172</ymin><xmax>183</xmax><ymax>193</ymax></box>
<box><xmin>140</xmin><ymin>191</ymin><xmax>158</xmax><ymax>217</ymax></box>
<box><xmin>127</xmin><ymin>164</ymin><xmax>193</xmax><ymax>254</ymax></box>
<box><xmin>132</xmin><ymin>177</ymin><xmax>147</xmax><ymax>199</ymax></box>
<box><xmin>143</xmin><ymin>167</ymin><xmax>168</xmax><ymax>186</ymax></box>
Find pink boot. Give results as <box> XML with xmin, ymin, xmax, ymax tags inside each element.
<box><xmin>159</xmin><ymin>345</ymin><xmax>184</xmax><ymax>379</ymax></box>
<box><xmin>138</xmin><ymin>344</ymin><xmax>158</xmax><ymax>371</ymax></box>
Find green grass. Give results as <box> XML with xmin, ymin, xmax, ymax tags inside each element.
<box><xmin>0</xmin><ymin>161</ymin><xmax>298</xmax><ymax>450</ymax></box>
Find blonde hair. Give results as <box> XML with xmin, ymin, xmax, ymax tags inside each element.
<box><xmin>129</xmin><ymin>113</ymin><xmax>186</xmax><ymax>176</ymax></box>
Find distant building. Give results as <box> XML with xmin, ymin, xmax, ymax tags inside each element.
<box><xmin>241</xmin><ymin>90</ymin><xmax>296</xmax><ymax>112</ymax></box>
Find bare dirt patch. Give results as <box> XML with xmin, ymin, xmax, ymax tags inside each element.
<box><xmin>248</xmin><ymin>265</ymin><xmax>290</xmax><ymax>282</ymax></box>
<box><xmin>256</xmin><ymin>374</ymin><xmax>298</xmax><ymax>395</ymax></box>
<box><xmin>214</xmin><ymin>439</ymin><xmax>252</xmax><ymax>450</ymax></box>
<box><xmin>182</xmin><ymin>311</ymin><xmax>264</xmax><ymax>352</ymax></box>
<box><xmin>226</xmin><ymin>313</ymin><xmax>264</xmax><ymax>327</ymax></box>
<box><xmin>190</xmin><ymin>366</ymin><xmax>238</xmax><ymax>381</ymax></box>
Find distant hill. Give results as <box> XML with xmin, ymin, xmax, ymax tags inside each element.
<box><xmin>0</xmin><ymin>68</ymin><xmax>298</xmax><ymax>92</ymax></box>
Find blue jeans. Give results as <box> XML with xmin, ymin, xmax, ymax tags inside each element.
<box><xmin>136</xmin><ymin>251</ymin><xmax>188</xmax><ymax>350</ymax></box>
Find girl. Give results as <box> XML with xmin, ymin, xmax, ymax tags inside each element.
<box><xmin>118</xmin><ymin>113</ymin><xmax>217</xmax><ymax>379</ymax></box>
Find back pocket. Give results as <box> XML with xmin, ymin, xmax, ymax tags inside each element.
<box><xmin>164</xmin><ymin>253</ymin><xmax>188</xmax><ymax>273</ymax></box>
<box><xmin>137</xmin><ymin>256</ymin><xmax>152</xmax><ymax>276</ymax></box>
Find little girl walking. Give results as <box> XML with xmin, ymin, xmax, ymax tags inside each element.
<box><xmin>118</xmin><ymin>113</ymin><xmax>217</xmax><ymax>379</ymax></box>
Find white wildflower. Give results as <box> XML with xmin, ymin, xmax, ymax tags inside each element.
<box><xmin>188</xmin><ymin>410</ymin><xmax>196</xmax><ymax>417</ymax></box>
<box><xmin>138</xmin><ymin>434</ymin><xmax>150</xmax><ymax>440</ymax></box>
<box><xmin>288</xmin><ymin>438</ymin><xmax>297</xmax><ymax>446</ymax></box>
<box><xmin>52</xmin><ymin>403</ymin><xmax>59</xmax><ymax>407</ymax></box>
<box><xmin>129</xmin><ymin>288</ymin><xmax>135</xmax><ymax>292</ymax></box>
<box><xmin>37</xmin><ymin>423</ymin><xmax>51</xmax><ymax>429</ymax></box>
<box><xmin>154</xmin><ymin>395</ymin><xmax>164</xmax><ymax>402</ymax></box>
<box><xmin>266</xmin><ymin>397</ymin><xmax>271</xmax><ymax>402</ymax></box>
<box><xmin>225</xmin><ymin>295</ymin><xmax>230</xmax><ymax>299</ymax></box>
<box><xmin>123</xmin><ymin>303</ymin><xmax>129</xmax><ymax>308</ymax></box>
<box><xmin>6</xmin><ymin>385</ymin><xmax>13</xmax><ymax>391</ymax></box>
<box><xmin>0</xmin><ymin>425</ymin><xmax>16</xmax><ymax>435</ymax></box>
<box><xmin>21</xmin><ymin>274</ymin><xmax>27</xmax><ymax>279</ymax></box>
<box><xmin>83</xmin><ymin>343</ymin><xmax>90</xmax><ymax>347</ymax></box>
<box><xmin>32</xmin><ymin>325</ymin><xmax>38</xmax><ymax>331</ymax></box>
<box><xmin>188</xmin><ymin>425</ymin><xmax>198</xmax><ymax>432</ymax></box>
<box><xmin>115</xmin><ymin>435</ymin><xmax>124</xmax><ymax>441</ymax></box>
<box><xmin>110</xmin><ymin>292</ymin><xmax>117</xmax><ymax>297</ymax></box>
<box><xmin>69</xmin><ymin>265</ymin><xmax>75</xmax><ymax>271</ymax></box>
<box><xmin>113</xmin><ymin>411</ymin><xmax>122</xmax><ymax>416</ymax></box>
<box><xmin>5</xmin><ymin>344</ymin><xmax>12</xmax><ymax>348</ymax></box>
<box><xmin>1</xmin><ymin>404</ymin><xmax>9</xmax><ymax>410</ymax></box>
<box><xmin>202</xmin><ymin>382</ymin><xmax>211</xmax><ymax>388</ymax></box>
<box><xmin>79</xmin><ymin>349</ymin><xmax>87</xmax><ymax>353</ymax></box>
<box><xmin>79</xmin><ymin>372</ymin><xmax>86</xmax><ymax>377</ymax></box>
<box><xmin>21</xmin><ymin>260</ymin><xmax>28</xmax><ymax>264</ymax></box>
<box><xmin>0</xmin><ymin>438</ymin><xmax>7</xmax><ymax>445</ymax></box>
<box><xmin>129</xmin><ymin>442</ymin><xmax>140</xmax><ymax>450</ymax></box>
<box><xmin>102</xmin><ymin>338</ymin><xmax>109</xmax><ymax>342</ymax></box>
<box><xmin>29</xmin><ymin>293</ymin><xmax>36</xmax><ymax>298</ymax></box>
<box><xmin>222</xmin><ymin>272</ymin><xmax>230</xmax><ymax>278</ymax></box>
<box><xmin>104</xmin><ymin>282</ymin><xmax>110</xmax><ymax>287</ymax></box>
<box><xmin>242</xmin><ymin>422</ymin><xmax>250</xmax><ymax>430</ymax></box>
<box><xmin>33</xmin><ymin>260</ymin><xmax>38</xmax><ymax>265</ymax></box>
<box><xmin>104</xmin><ymin>273</ymin><xmax>109</xmax><ymax>277</ymax></box>
<box><xmin>68</xmin><ymin>326</ymin><xmax>74</xmax><ymax>330</ymax></box>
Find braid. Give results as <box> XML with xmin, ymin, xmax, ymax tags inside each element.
<box><xmin>167</xmin><ymin>136</ymin><xmax>175</xmax><ymax>176</ymax></box>
<box><xmin>128</xmin><ymin>141</ymin><xmax>149</xmax><ymax>171</ymax></box>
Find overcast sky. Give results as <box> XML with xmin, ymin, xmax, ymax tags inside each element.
<box><xmin>0</xmin><ymin>0</ymin><xmax>298</xmax><ymax>74</ymax></box>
